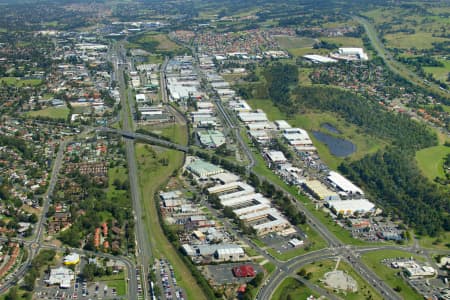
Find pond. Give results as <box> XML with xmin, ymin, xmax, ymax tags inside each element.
<box><xmin>312</xmin><ymin>131</ymin><xmax>356</xmax><ymax>157</ymax></box>
<box><xmin>321</xmin><ymin>123</ymin><xmax>342</xmax><ymax>135</ymax></box>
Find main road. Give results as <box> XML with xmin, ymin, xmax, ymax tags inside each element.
<box><xmin>355</xmin><ymin>16</ymin><xmax>449</xmax><ymax>99</ymax></box>
<box><xmin>114</xmin><ymin>42</ymin><xmax>152</xmax><ymax>300</ymax></box>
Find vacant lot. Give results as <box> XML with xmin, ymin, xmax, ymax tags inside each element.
<box><xmin>0</xmin><ymin>77</ymin><xmax>42</xmax><ymax>87</ymax></box>
<box><xmin>321</xmin><ymin>36</ymin><xmax>364</xmax><ymax>48</ymax></box>
<box><xmin>128</xmin><ymin>32</ymin><xmax>184</xmax><ymax>53</ymax></box>
<box><xmin>423</xmin><ymin>58</ymin><xmax>450</xmax><ymax>82</ymax></box>
<box><xmin>275</xmin><ymin>36</ymin><xmax>316</xmax><ymax>49</ymax></box>
<box><xmin>26</xmin><ymin>107</ymin><xmax>70</xmax><ymax>119</ymax></box>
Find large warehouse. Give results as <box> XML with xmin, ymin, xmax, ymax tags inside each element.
<box><xmin>303</xmin><ymin>180</ymin><xmax>339</xmax><ymax>201</ymax></box>
<box><xmin>326</xmin><ymin>199</ymin><xmax>375</xmax><ymax>216</ymax></box>
<box><xmin>327</xmin><ymin>171</ymin><xmax>364</xmax><ymax>196</ymax></box>
<box><xmin>187</xmin><ymin>159</ymin><xmax>224</xmax><ymax>178</ymax></box>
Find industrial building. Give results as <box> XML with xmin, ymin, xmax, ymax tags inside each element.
<box><xmin>302</xmin><ymin>180</ymin><xmax>339</xmax><ymax>201</ymax></box>
<box><xmin>330</xmin><ymin>47</ymin><xmax>369</xmax><ymax>61</ymax></box>
<box><xmin>303</xmin><ymin>54</ymin><xmax>338</xmax><ymax>64</ymax></box>
<box><xmin>238</xmin><ymin>207</ymin><xmax>291</xmax><ymax>235</ymax></box>
<box><xmin>197</xmin><ymin>130</ymin><xmax>226</xmax><ymax>148</ymax></box>
<box><xmin>264</xmin><ymin>150</ymin><xmax>287</xmax><ymax>166</ymax></box>
<box><xmin>326</xmin><ymin>199</ymin><xmax>375</xmax><ymax>216</ymax></box>
<box><xmin>238</xmin><ymin>112</ymin><xmax>269</xmax><ymax>123</ymax></box>
<box><xmin>208</xmin><ymin>181</ymin><xmax>254</xmax><ymax>196</ymax></box>
<box><xmin>210</xmin><ymin>172</ymin><xmax>240</xmax><ymax>185</ymax></box>
<box><xmin>45</xmin><ymin>267</ymin><xmax>75</xmax><ymax>288</ymax></box>
<box><xmin>274</xmin><ymin>120</ymin><xmax>292</xmax><ymax>130</ymax></box>
<box><xmin>220</xmin><ymin>193</ymin><xmax>270</xmax><ymax>208</ymax></box>
<box><xmin>233</xmin><ymin>203</ymin><xmax>270</xmax><ymax>217</ymax></box>
<box><xmin>187</xmin><ymin>159</ymin><xmax>224</xmax><ymax>178</ymax></box>
<box><xmin>327</xmin><ymin>171</ymin><xmax>364</xmax><ymax>196</ymax></box>
<box><xmin>181</xmin><ymin>243</ymin><xmax>245</xmax><ymax>262</ymax></box>
<box><xmin>229</xmin><ymin>99</ymin><xmax>252</xmax><ymax>112</ymax></box>
<box><xmin>283</xmin><ymin>128</ymin><xmax>314</xmax><ymax>147</ymax></box>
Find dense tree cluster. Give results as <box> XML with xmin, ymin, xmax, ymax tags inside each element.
<box><xmin>264</xmin><ymin>63</ymin><xmax>298</xmax><ymax>113</ymax></box>
<box><xmin>293</xmin><ymin>86</ymin><xmax>437</xmax><ymax>150</ymax></box>
<box><xmin>23</xmin><ymin>249</ymin><xmax>56</xmax><ymax>291</ymax></box>
<box><xmin>339</xmin><ymin>148</ymin><xmax>450</xmax><ymax>236</ymax></box>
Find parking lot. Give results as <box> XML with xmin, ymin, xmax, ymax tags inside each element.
<box><xmin>261</xmin><ymin>229</ymin><xmax>307</xmax><ymax>254</ymax></box>
<box><xmin>409</xmin><ymin>277</ymin><xmax>447</xmax><ymax>299</ymax></box>
<box><xmin>155</xmin><ymin>258</ymin><xmax>185</xmax><ymax>300</ymax></box>
<box><xmin>204</xmin><ymin>262</ymin><xmax>263</xmax><ymax>285</ymax></box>
<box><xmin>34</xmin><ymin>257</ymin><xmax>126</xmax><ymax>300</ymax></box>
<box><xmin>35</xmin><ymin>276</ymin><xmax>124</xmax><ymax>300</ymax></box>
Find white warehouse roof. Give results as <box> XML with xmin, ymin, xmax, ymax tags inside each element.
<box><xmin>327</xmin><ymin>199</ymin><xmax>375</xmax><ymax>215</ymax></box>
<box><xmin>328</xmin><ymin>171</ymin><xmax>364</xmax><ymax>195</ymax></box>
<box><xmin>303</xmin><ymin>54</ymin><xmax>337</xmax><ymax>63</ymax></box>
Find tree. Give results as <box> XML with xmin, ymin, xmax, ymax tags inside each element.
<box><xmin>249</xmin><ymin>272</ymin><xmax>264</xmax><ymax>287</ymax></box>
<box><xmin>298</xmin><ymin>268</ymin><xmax>306</xmax><ymax>277</ymax></box>
<box><xmin>5</xmin><ymin>287</ymin><xmax>19</xmax><ymax>300</ymax></box>
<box><xmin>82</xmin><ymin>263</ymin><xmax>96</xmax><ymax>281</ymax></box>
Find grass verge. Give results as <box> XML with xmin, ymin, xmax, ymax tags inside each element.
<box><xmin>415</xmin><ymin>145</ymin><xmax>450</xmax><ymax>180</ymax></box>
<box><xmin>272</xmin><ymin>277</ymin><xmax>319</xmax><ymax>300</ymax></box>
<box><xmin>26</xmin><ymin>107</ymin><xmax>70</xmax><ymax>119</ymax></box>
<box><xmin>135</xmin><ymin>143</ymin><xmax>207</xmax><ymax>300</ymax></box>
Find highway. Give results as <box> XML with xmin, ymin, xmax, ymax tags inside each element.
<box><xmin>355</xmin><ymin>16</ymin><xmax>449</xmax><ymax>99</ymax></box>
<box><xmin>114</xmin><ymin>42</ymin><xmax>151</xmax><ymax>300</ymax></box>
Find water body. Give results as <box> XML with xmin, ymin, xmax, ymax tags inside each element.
<box><xmin>321</xmin><ymin>123</ymin><xmax>342</xmax><ymax>135</ymax></box>
<box><xmin>312</xmin><ymin>131</ymin><xmax>356</xmax><ymax>157</ymax></box>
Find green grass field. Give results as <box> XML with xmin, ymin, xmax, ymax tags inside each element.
<box><xmin>385</xmin><ymin>32</ymin><xmax>447</xmax><ymax>50</ymax></box>
<box><xmin>361</xmin><ymin>250</ymin><xmax>424</xmax><ymax>300</ymax></box>
<box><xmin>107</xmin><ymin>166</ymin><xmax>128</xmax><ymax>201</ymax></box>
<box><xmin>26</xmin><ymin>106</ymin><xmax>70</xmax><ymax>119</ymax></box>
<box><xmin>363</xmin><ymin>6</ymin><xmax>450</xmax><ymax>51</ymax></box>
<box><xmin>128</xmin><ymin>32</ymin><xmax>183</xmax><ymax>53</ymax></box>
<box><xmin>300</xmin><ymin>259</ymin><xmax>383</xmax><ymax>300</ymax></box>
<box><xmin>423</xmin><ymin>59</ymin><xmax>450</xmax><ymax>82</ymax></box>
<box><xmin>415</xmin><ymin>145</ymin><xmax>450</xmax><ymax>180</ymax></box>
<box><xmin>136</xmin><ymin>141</ymin><xmax>207</xmax><ymax>300</ymax></box>
<box><xmin>262</xmin><ymin>261</ymin><xmax>276</xmax><ymax>274</ymax></box>
<box><xmin>0</xmin><ymin>77</ymin><xmax>42</xmax><ymax>87</ymax></box>
<box><xmin>95</xmin><ymin>273</ymin><xmax>127</xmax><ymax>296</ymax></box>
<box><xmin>287</xmin><ymin>47</ymin><xmax>327</xmax><ymax>57</ymax></box>
<box><xmin>321</xmin><ymin>37</ymin><xmax>364</xmax><ymax>48</ymax></box>
<box><xmin>275</xmin><ymin>36</ymin><xmax>316</xmax><ymax>49</ymax></box>
<box><xmin>272</xmin><ymin>277</ymin><xmax>319</xmax><ymax>300</ymax></box>
<box><xmin>417</xmin><ymin>231</ymin><xmax>450</xmax><ymax>250</ymax></box>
